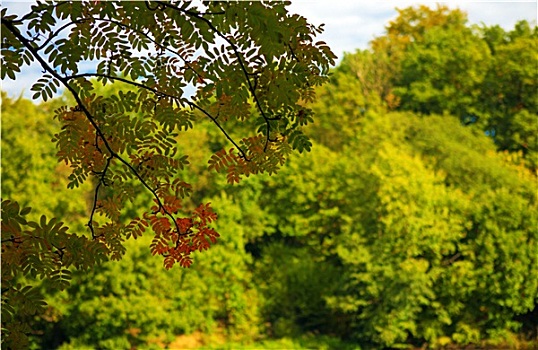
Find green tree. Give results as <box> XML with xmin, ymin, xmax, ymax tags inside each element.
<box><xmin>238</xmin><ymin>30</ymin><xmax>537</xmax><ymax>342</ymax></box>
<box><xmin>250</xmin><ymin>110</ymin><xmax>537</xmax><ymax>348</ymax></box>
<box><xmin>1</xmin><ymin>1</ymin><xmax>335</xmax><ymax>347</ymax></box>
<box><xmin>307</xmin><ymin>50</ymin><xmax>386</xmax><ymax>150</ymax></box>
<box><xmin>394</xmin><ymin>25</ymin><xmax>490</xmax><ymax>119</ymax></box>
<box><xmin>1</xmin><ymin>94</ymin><xmax>106</xmax><ymax>349</ymax></box>
<box><xmin>35</xmin><ymin>197</ymin><xmax>261</xmax><ymax>349</ymax></box>
<box><xmin>369</xmin><ymin>5</ymin><xmax>537</xmax><ymax>169</ymax></box>
<box><xmin>369</xmin><ymin>4</ymin><xmax>469</xmax><ymax>110</ymax></box>
<box><xmin>1</xmin><ymin>93</ymin><xmax>87</xmax><ymax>225</ymax></box>
<box><xmin>479</xmin><ymin>21</ymin><xmax>538</xmax><ymax>169</ymax></box>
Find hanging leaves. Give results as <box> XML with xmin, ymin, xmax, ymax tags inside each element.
<box><xmin>1</xmin><ymin>200</ymin><xmax>109</xmax><ymax>347</ymax></box>
<box><xmin>1</xmin><ymin>0</ymin><xmax>334</xmax><ymax>287</ymax></box>
<box><xmin>2</xmin><ymin>1</ymin><xmax>333</xmax><ymax>345</ymax></box>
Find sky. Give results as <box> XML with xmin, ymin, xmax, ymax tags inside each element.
<box><xmin>289</xmin><ymin>1</ymin><xmax>537</xmax><ymax>58</ymax></box>
<box><xmin>2</xmin><ymin>0</ymin><xmax>537</xmax><ymax>100</ymax></box>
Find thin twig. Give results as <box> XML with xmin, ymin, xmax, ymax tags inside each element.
<box><xmin>88</xmin><ymin>17</ymin><xmax>204</xmax><ymax>80</ymax></box>
<box><xmin>36</xmin><ymin>19</ymin><xmax>86</xmax><ymax>51</ymax></box>
<box><xmin>442</xmin><ymin>252</ymin><xmax>462</xmax><ymax>266</ymax></box>
<box><xmin>288</xmin><ymin>44</ymin><xmax>300</xmax><ymax>62</ymax></box>
<box><xmin>88</xmin><ymin>155</ymin><xmax>112</xmax><ymax>239</ymax></box>
<box><xmin>8</xmin><ymin>1</ymin><xmax>68</xmax><ymax>24</ymax></box>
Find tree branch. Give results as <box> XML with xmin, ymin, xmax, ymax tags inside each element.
<box><xmin>88</xmin><ymin>17</ymin><xmax>205</xmax><ymax>80</ymax></box>
<box><xmin>288</xmin><ymin>44</ymin><xmax>300</xmax><ymax>62</ymax></box>
<box><xmin>9</xmin><ymin>1</ymin><xmax>68</xmax><ymax>24</ymax></box>
<box><xmin>157</xmin><ymin>1</ymin><xmax>275</xmax><ymax>151</ymax></box>
<box><xmin>36</xmin><ymin>19</ymin><xmax>86</xmax><ymax>51</ymax></box>
<box><xmin>88</xmin><ymin>155</ymin><xmax>112</xmax><ymax>239</ymax></box>
<box><xmin>3</xmin><ymin>19</ymin><xmax>183</xmax><ymax>240</ymax></box>
<box><xmin>67</xmin><ymin>73</ymin><xmax>249</xmax><ymax>160</ymax></box>
<box><xmin>442</xmin><ymin>252</ymin><xmax>462</xmax><ymax>266</ymax></box>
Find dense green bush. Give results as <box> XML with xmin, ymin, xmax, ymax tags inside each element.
<box><xmin>242</xmin><ymin>112</ymin><xmax>537</xmax><ymax>348</ymax></box>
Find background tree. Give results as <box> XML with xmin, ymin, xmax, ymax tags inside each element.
<box><xmin>365</xmin><ymin>5</ymin><xmax>537</xmax><ymax>171</ymax></box>
<box><xmin>369</xmin><ymin>5</ymin><xmax>469</xmax><ymax>109</ymax></box>
<box><xmin>479</xmin><ymin>21</ymin><xmax>538</xmax><ymax>169</ymax></box>
<box><xmin>1</xmin><ymin>92</ymin><xmax>87</xmax><ymax>224</ymax></box>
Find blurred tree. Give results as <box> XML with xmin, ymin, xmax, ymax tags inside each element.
<box><xmin>307</xmin><ymin>51</ymin><xmax>386</xmax><ymax>150</ymax></box>
<box><xmin>34</xmin><ymin>195</ymin><xmax>260</xmax><ymax>349</ymax></box>
<box><xmin>369</xmin><ymin>5</ymin><xmax>469</xmax><ymax>109</ymax></box>
<box><xmin>369</xmin><ymin>5</ymin><xmax>537</xmax><ymax>170</ymax></box>
<box><xmin>241</xmin><ymin>11</ymin><xmax>537</xmax><ymax>344</ymax></box>
<box><xmin>1</xmin><ymin>94</ymin><xmax>106</xmax><ymax>349</ymax></box>
<box><xmin>394</xmin><ymin>25</ymin><xmax>490</xmax><ymax>119</ymax></box>
<box><xmin>258</xmin><ymin>111</ymin><xmax>537</xmax><ymax>348</ymax></box>
<box><xmin>1</xmin><ymin>93</ymin><xmax>88</xmax><ymax>225</ymax></box>
<box><xmin>479</xmin><ymin>21</ymin><xmax>538</xmax><ymax>169</ymax></box>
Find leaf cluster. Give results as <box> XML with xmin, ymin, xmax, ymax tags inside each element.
<box><xmin>1</xmin><ymin>2</ymin><xmax>335</xmax><ymax>346</ymax></box>
<box><xmin>1</xmin><ymin>200</ymin><xmax>108</xmax><ymax>348</ymax></box>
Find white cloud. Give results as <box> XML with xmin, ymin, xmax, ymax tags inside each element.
<box><xmin>460</xmin><ymin>2</ymin><xmax>537</xmax><ymax>28</ymax></box>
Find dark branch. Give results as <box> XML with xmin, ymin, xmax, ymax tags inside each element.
<box><xmin>1</xmin><ymin>237</ymin><xmax>23</xmax><ymax>244</ymax></box>
<box><xmin>36</xmin><ymin>19</ymin><xmax>86</xmax><ymax>51</ymax></box>
<box><xmin>88</xmin><ymin>155</ymin><xmax>112</xmax><ymax>239</ymax></box>
<box><xmin>88</xmin><ymin>17</ymin><xmax>204</xmax><ymax>80</ymax></box>
<box><xmin>288</xmin><ymin>44</ymin><xmax>300</xmax><ymax>62</ymax></box>
<box><xmin>442</xmin><ymin>252</ymin><xmax>462</xmax><ymax>266</ymax></box>
<box><xmin>190</xmin><ymin>100</ymin><xmax>249</xmax><ymax>161</ymax></box>
<box><xmin>145</xmin><ymin>1</ymin><xmax>224</xmax><ymax>16</ymax></box>
<box><xmin>197</xmin><ymin>11</ymin><xmax>226</xmax><ymax>16</ymax></box>
<box><xmin>67</xmin><ymin>73</ymin><xmax>249</xmax><ymax>160</ymax></box>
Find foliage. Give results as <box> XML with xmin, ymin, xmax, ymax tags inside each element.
<box><xmin>348</xmin><ymin>113</ymin><xmax>536</xmax><ymax>347</ymax></box>
<box><xmin>198</xmin><ymin>334</ymin><xmax>361</xmax><ymax>350</ymax></box>
<box><xmin>365</xmin><ymin>5</ymin><xmax>538</xmax><ymax>171</ymax></box>
<box><xmin>2</xmin><ymin>0</ymin><xmax>334</xmax><ymax>265</ymax></box>
<box><xmin>394</xmin><ymin>25</ymin><xmax>491</xmax><ymax>117</ymax></box>
<box><xmin>0</xmin><ymin>200</ymin><xmax>108</xmax><ymax>349</ymax></box>
<box><xmin>246</xmin><ymin>111</ymin><xmax>537</xmax><ymax>348</ymax></box>
<box><xmin>0</xmin><ymin>94</ymin><xmax>103</xmax><ymax>349</ymax></box>
<box><xmin>237</xmin><ymin>10</ymin><xmax>538</xmax><ymax>343</ymax></box>
<box><xmin>369</xmin><ymin>5</ymin><xmax>469</xmax><ymax>109</ymax></box>
<box><xmin>478</xmin><ymin>22</ymin><xmax>538</xmax><ymax>168</ymax></box>
<box><xmin>0</xmin><ymin>92</ymin><xmax>87</xmax><ymax>224</ymax></box>
<box><xmin>306</xmin><ymin>51</ymin><xmax>385</xmax><ymax>150</ymax></box>
<box><xmin>40</xmin><ymin>199</ymin><xmax>261</xmax><ymax>349</ymax></box>
<box><xmin>1</xmin><ymin>1</ymin><xmax>334</xmax><ymax>347</ymax></box>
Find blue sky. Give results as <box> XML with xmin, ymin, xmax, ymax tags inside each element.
<box><xmin>2</xmin><ymin>0</ymin><xmax>536</xmax><ymax>100</ymax></box>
